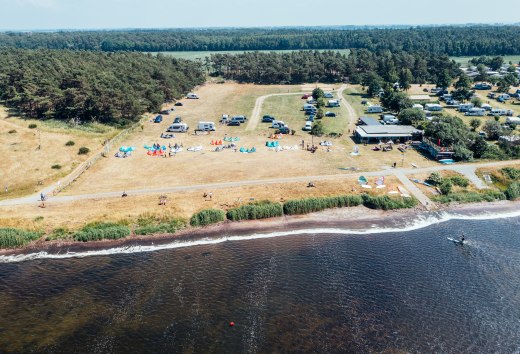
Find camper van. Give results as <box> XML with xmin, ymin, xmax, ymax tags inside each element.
<box><xmin>412</xmin><ymin>104</ymin><xmax>424</xmax><ymax>110</ymax></box>
<box><xmin>303</xmin><ymin>103</ymin><xmax>316</xmax><ymax>111</ymax></box>
<box><xmin>323</xmin><ymin>92</ymin><xmax>334</xmax><ymax>98</ymax></box>
<box><xmin>465</xmin><ymin>108</ymin><xmax>486</xmax><ymax>116</ymax></box>
<box><xmin>425</xmin><ymin>104</ymin><xmax>443</xmax><ymax>112</ymax></box>
<box><xmin>271</xmin><ymin>120</ymin><xmax>287</xmax><ymax>129</ymax></box>
<box><xmin>197</xmin><ymin>121</ymin><xmax>216</xmax><ymax>131</ymax></box>
<box><xmin>327</xmin><ymin>100</ymin><xmax>340</xmax><ymax>107</ymax></box>
<box><xmin>506</xmin><ymin>117</ymin><xmax>520</xmax><ymax>125</ymax></box>
<box><xmin>489</xmin><ymin>108</ymin><xmax>508</xmax><ymax>117</ymax></box>
<box><xmin>187</xmin><ymin>93</ymin><xmax>199</xmax><ymax>99</ymax></box>
<box><xmin>458</xmin><ymin>103</ymin><xmax>474</xmax><ymax>112</ymax></box>
<box><xmin>366</xmin><ymin>105</ymin><xmax>383</xmax><ymax>113</ymax></box>
<box><xmin>167</xmin><ymin>123</ymin><xmax>189</xmax><ymax>132</ymax></box>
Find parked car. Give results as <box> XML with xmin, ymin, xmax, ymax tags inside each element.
<box><xmin>307</xmin><ymin>115</ymin><xmax>315</xmax><ymax>122</ymax></box>
<box><xmin>154</xmin><ymin>115</ymin><xmax>163</xmax><ymax>123</ymax></box>
<box><xmin>487</xmin><ymin>92</ymin><xmax>496</xmax><ymax>99</ymax></box>
<box><xmin>160</xmin><ymin>108</ymin><xmax>173</xmax><ymax>115</ymax></box>
<box><xmin>174</xmin><ymin>102</ymin><xmax>183</xmax><ymax>106</ymax></box>
<box><xmin>262</xmin><ymin>115</ymin><xmax>275</xmax><ymax>123</ymax></box>
<box><xmin>231</xmin><ymin>115</ymin><xmax>247</xmax><ymax>123</ymax></box>
<box><xmin>323</xmin><ymin>92</ymin><xmax>334</xmax><ymax>98</ymax></box>
<box><xmin>276</xmin><ymin>126</ymin><xmax>291</xmax><ymax>134</ymax></box>
<box><xmin>325</xmin><ymin>111</ymin><xmax>336</xmax><ymax>117</ymax></box>
<box><xmin>301</xmin><ymin>94</ymin><xmax>311</xmax><ymax>99</ymax></box>
<box><xmin>227</xmin><ymin>121</ymin><xmax>241</xmax><ymax>126</ymax></box>
<box><xmin>302</xmin><ymin>121</ymin><xmax>312</xmax><ymax>131</ymax></box>
<box><xmin>173</xmin><ymin>116</ymin><xmax>182</xmax><ymax>124</ymax></box>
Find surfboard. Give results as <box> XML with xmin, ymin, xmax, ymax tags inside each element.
<box><xmin>447</xmin><ymin>237</ymin><xmax>463</xmax><ymax>245</ymax></box>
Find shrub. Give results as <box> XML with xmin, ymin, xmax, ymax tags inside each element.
<box><xmin>8</xmin><ymin>129</ymin><xmax>16</xmax><ymax>134</ymax></box>
<box><xmin>433</xmin><ymin>190</ymin><xmax>506</xmax><ymax>204</ymax></box>
<box><xmin>501</xmin><ymin>167</ymin><xmax>520</xmax><ymax>181</ymax></box>
<box><xmin>439</xmin><ymin>180</ymin><xmax>453</xmax><ymax>195</ymax></box>
<box><xmin>190</xmin><ymin>209</ymin><xmax>226</xmax><ymax>227</ymax></box>
<box><xmin>0</xmin><ymin>228</ymin><xmax>41</xmax><ymax>249</ymax></box>
<box><xmin>505</xmin><ymin>182</ymin><xmax>520</xmax><ymax>200</ymax></box>
<box><xmin>426</xmin><ymin>172</ymin><xmax>443</xmax><ymax>186</ymax></box>
<box><xmin>361</xmin><ymin>195</ymin><xmax>418</xmax><ymax>210</ymax></box>
<box><xmin>226</xmin><ymin>201</ymin><xmax>283</xmax><ymax>221</ymax></box>
<box><xmin>135</xmin><ymin>223</ymin><xmax>181</xmax><ymax>235</ymax></box>
<box><xmin>448</xmin><ymin>175</ymin><xmax>469</xmax><ymax>187</ymax></box>
<box><xmin>65</xmin><ymin>140</ymin><xmax>75</xmax><ymax>146</ymax></box>
<box><xmin>73</xmin><ymin>222</ymin><xmax>130</xmax><ymax>242</ymax></box>
<box><xmin>28</xmin><ymin>124</ymin><xmax>37</xmax><ymax>129</ymax></box>
<box><xmin>78</xmin><ymin>147</ymin><xmax>90</xmax><ymax>155</ymax></box>
<box><xmin>51</xmin><ymin>164</ymin><xmax>62</xmax><ymax>170</ymax></box>
<box><xmin>46</xmin><ymin>227</ymin><xmax>72</xmax><ymax>241</ymax></box>
<box><xmin>283</xmin><ymin>195</ymin><xmax>363</xmax><ymax>215</ymax></box>
<box><xmin>134</xmin><ymin>217</ymin><xmax>186</xmax><ymax>235</ymax></box>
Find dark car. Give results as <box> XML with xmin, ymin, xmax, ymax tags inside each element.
<box><xmin>174</xmin><ymin>102</ymin><xmax>183</xmax><ymax>106</ymax></box>
<box><xmin>173</xmin><ymin>116</ymin><xmax>182</xmax><ymax>124</ymax></box>
<box><xmin>262</xmin><ymin>115</ymin><xmax>275</xmax><ymax>122</ymax></box>
<box><xmin>276</xmin><ymin>126</ymin><xmax>291</xmax><ymax>134</ymax></box>
<box><xmin>154</xmin><ymin>115</ymin><xmax>163</xmax><ymax>123</ymax></box>
<box><xmin>307</xmin><ymin>115</ymin><xmax>315</xmax><ymax>122</ymax></box>
<box><xmin>325</xmin><ymin>111</ymin><xmax>336</xmax><ymax>117</ymax></box>
<box><xmin>227</xmin><ymin>121</ymin><xmax>241</xmax><ymax>126</ymax></box>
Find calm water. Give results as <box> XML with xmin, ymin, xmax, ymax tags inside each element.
<box><xmin>1</xmin><ymin>217</ymin><xmax>520</xmax><ymax>353</ymax></box>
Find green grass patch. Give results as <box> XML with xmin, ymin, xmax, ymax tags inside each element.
<box><xmin>73</xmin><ymin>222</ymin><xmax>130</xmax><ymax>242</ymax></box>
<box><xmin>78</xmin><ymin>147</ymin><xmax>90</xmax><ymax>155</ymax></box>
<box><xmin>0</xmin><ymin>228</ymin><xmax>41</xmax><ymax>249</ymax></box>
<box><xmin>190</xmin><ymin>209</ymin><xmax>226</xmax><ymax>227</ymax></box>
<box><xmin>501</xmin><ymin>167</ymin><xmax>520</xmax><ymax>181</ymax></box>
<box><xmin>226</xmin><ymin>201</ymin><xmax>283</xmax><ymax>221</ymax></box>
<box><xmin>65</xmin><ymin>140</ymin><xmax>75</xmax><ymax>146</ymax></box>
<box><xmin>432</xmin><ymin>190</ymin><xmax>506</xmax><ymax>204</ymax></box>
<box><xmin>46</xmin><ymin>227</ymin><xmax>72</xmax><ymax>241</ymax></box>
<box><xmin>448</xmin><ymin>175</ymin><xmax>470</xmax><ymax>187</ymax></box>
<box><xmin>134</xmin><ymin>215</ymin><xmax>186</xmax><ymax>235</ymax></box>
<box><xmin>505</xmin><ymin>182</ymin><xmax>520</xmax><ymax>200</ymax></box>
<box><xmin>283</xmin><ymin>195</ymin><xmax>363</xmax><ymax>215</ymax></box>
<box><xmin>361</xmin><ymin>194</ymin><xmax>418</xmax><ymax>210</ymax></box>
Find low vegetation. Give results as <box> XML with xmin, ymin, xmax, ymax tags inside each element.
<box><xmin>78</xmin><ymin>147</ymin><xmax>90</xmax><ymax>155</ymax></box>
<box><xmin>226</xmin><ymin>201</ymin><xmax>283</xmax><ymax>221</ymax></box>
<box><xmin>0</xmin><ymin>228</ymin><xmax>41</xmax><ymax>249</ymax></box>
<box><xmin>283</xmin><ymin>195</ymin><xmax>363</xmax><ymax>215</ymax></box>
<box><xmin>51</xmin><ymin>164</ymin><xmax>62</xmax><ymax>170</ymax></box>
<box><xmin>73</xmin><ymin>223</ymin><xmax>131</xmax><ymax>242</ymax></box>
<box><xmin>361</xmin><ymin>195</ymin><xmax>418</xmax><ymax>210</ymax></box>
<box><xmin>134</xmin><ymin>213</ymin><xmax>186</xmax><ymax>235</ymax></box>
<box><xmin>190</xmin><ymin>209</ymin><xmax>226</xmax><ymax>227</ymax></box>
<box><xmin>65</xmin><ymin>140</ymin><xmax>75</xmax><ymax>146</ymax></box>
<box><xmin>433</xmin><ymin>190</ymin><xmax>506</xmax><ymax>204</ymax></box>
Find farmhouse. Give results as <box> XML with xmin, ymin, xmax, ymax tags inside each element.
<box><xmin>355</xmin><ymin>125</ymin><xmax>422</xmax><ymax>143</ymax></box>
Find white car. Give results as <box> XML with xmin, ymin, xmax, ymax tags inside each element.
<box><xmin>302</xmin><ymin>121</ymin><xmax>313</xmax><ymax>131</ymax></box>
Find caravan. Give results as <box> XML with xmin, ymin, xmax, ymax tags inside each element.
<box><xmin>458</xmin><ymin>103</ymin><xmax>474</xmax><ymax>112</ymax></box>
<box><xmin>197</xmin><ymin>121</ymin><xmax>216</xmax><ymax>131</ymax></box>
<box><xmin>465</xmin><ymin>108</ymin><xmax>486</xmax><ymax>116</ymax></box>
<box><xmin>425</xmin><ymin>104</ymin><xmax>443</xmax><ymax>112</ymax></box>
<box><xmin>366</xmin><ymin>105</ymin><xmax>383</xmax><ymax>113</ymax></box>
<box><xmin>327</xmin><ymin>99</ymin><xmax>340</xmax><ymax>107</ymax></box>
<box><xmin>187</xmin><ymin>93</ymin><xmax>199</xmax><ymax>99</ymax></box>
<box><xmin>167</xmin><ymin>123</ymin><xmax>189</xmax><ymax>132</ymax></box>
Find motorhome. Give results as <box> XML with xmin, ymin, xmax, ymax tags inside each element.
<box><xmin>327</xmin><ymin>99</ymin><xmax>340</xmax><ymax>107</ymax></box>
<box><xmin>197</xmin><ymin>121</ymin><xmax>216</xmax><ymax>131</ymax></box>
<box><xmin>366</xmin><ymin>105</ymin><xmax>383</xmax><ymax>113</ymax></box>
<box><xmin>465</xmin><ymin>108</ymin><xmax>486</xmax><ymax>116</ymax></box>
<box><xmin>488</xmin><ymin>108</ymin><xmax>508</xmax><ymax>117</ymax></box>
<box><xmin>458</xmin><ymin>103</ymin><xmax>474</xmax><ymax>112</ymax></box>
<box><xmin>166</xmin><ymin>123</ymin><xmax>189</xmax><ymax>132</ymax></box>
<box><xmin>425</xmin><ymin>104</ymin><xmax>443</xmax><ymax>112</ymax></box>
<box><xmin>187</xmin><ymin>93</ymin><xmax>199</xmax><ymax>99</ymax></box>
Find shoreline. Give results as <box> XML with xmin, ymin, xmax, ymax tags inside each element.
<box><xmin>1</xmin><ymin>200</ymin><xmax>519</xmax><ymax>259</ymax></box>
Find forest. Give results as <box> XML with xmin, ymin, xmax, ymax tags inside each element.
<box><xmin>0</xmin><ymin>50</ymin><xmax>204</xmax><ymax>124</ymax></box>
<box><xmin>210</xmin><ymin>49</ymin><xmax>461</xmax><ymax>85</ymax></box>
<box><xmin>1</xmin><ymin>26</ymin><xmax>520</xmax><ymax>56</ymax></box>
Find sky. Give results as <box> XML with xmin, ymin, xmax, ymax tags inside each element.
<box><xmin>0</xmin><ymin>0</ymin><xmax>518</xmax><ymax>31</ymax></box>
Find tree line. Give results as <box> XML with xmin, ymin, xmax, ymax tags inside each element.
<box><xmin>210</xmin><ymin>49</ymin><xmax>461</xmax><ymax>85</ymax></box>
<box><xmin>1</xmin><ymin>26</ymin><xmax>520</xmax><ymax>56</ymax></box>
<box><xmin>0</xmin><ymin>50</ymin><xmax>204</xmax><ymax>124</ymax></box>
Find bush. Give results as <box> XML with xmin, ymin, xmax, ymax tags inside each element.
<box><xmin>73</xmin><ymin>222</ymin><xmax>130</xmax><ymax>242</ymax></box>
<box><xmin>78</xmin><ymin>147</ymin><xmax>90</xmax><ymax>155</ymax></box>
<box><xmin>65</xmin><ymin>140</ymin><xmax>75</xmax><ymax>146</ymax></box>
<box><xmin>283</xmin><ymin>195</ymin><xmax>363</xmax><ymax>215</ymax></box>
<box><xmin>135</xmin><ymin>223</ymin><xmax>182</xmax><ymax>235</ymax></box>
<box><xmin>134</xmin><ymin>216</ymin><xmax>185</xmax><ymax>235</ymax></box>
<box><xmin>51</xmin><ymin>164</ymin><xmax>62</xmax><ymax>170</ymax></box>
<box><xmin>8</xmin><ymin>129</ymin><xmax>16</xmax><ymax>134</ymax></box>
<box><xmin>28</xmin><ymin>124</ymin><xmax>37</xmax><ymax>129</ymax></box>
<box><xmin>505</xmin><ymin>182</ymin><xmax>520</xmax><ymax>200</ymax></box>
<box><xmin>501</xmin><ymin>167</ymin><xmax>520</xmax><ymax>181</ymax></box>
<box><xmin>426</xmin><ymin>172</ymin><xmax>443</xmax><ymax>186</ymax></box>
<box><xmin>190</xmin><ymin>209</ymin><xmax>226</xmax><ymax>227</ymax></box>
<box><xmin>433</xmin><ymin>190</ymin><xmax>506</xmax><ymax>204</ymax></box>
<box><xmin>46</xmin><ymin>227</ymin><xmax>72</xmax><ymax>241</ymax></box>
<box><xmin>448</xmin><ymin>175</ymin><xmax>469</xmax><ymax>187</ymax></box>
<box><xmin>226</xmin><ymin>201</ymin><xmax>283</xmax><ymax>221</ymax></box>
<box><xmin>0</xmin><ymin>228</ymin><xmax>41</xmax><ymax>249</ymax></box>
<box><xmin>439</xmin><ymin>180</ymin><xmax>453</xmax><ymax>195</ymax></box>
<box><xmin>361</xmin><ymin>195</ymin><xmax>418</xmax><ymax>210</ymax></box>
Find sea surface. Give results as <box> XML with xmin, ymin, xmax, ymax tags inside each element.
<box><xmin>0</xmin><ymin>213</ymin><xmax>520</xmax><ymax>353</ymax></box>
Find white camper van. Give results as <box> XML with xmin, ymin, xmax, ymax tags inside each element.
<box><xmin>458</xmin><ymin>103</ymin><xmax>474</xmax><ymax>112</ymax></box>
<box><xmin>187</xmin><ymin>93</ymin><xmax>199</xmax><ymax>99</ymax></box>
<box><xmin>425</xmin><ymin>104</ymin><xmax>443</xmax><ymax>112</ymax></box>
<box><xmin>366</xmin><ymin>105</ymin><xmax>383</xmax><ymax>113</ymax></box>
<box><xmin>327</xmin><ymin>99</ymin><xmax>340</xmax><ymax>107</ymax></box>
<box><xmin>197</xmin><ymin>121</ymin><xmax>216</xmax><ymax>131</ymax></box>
<box><xmin>465</xmin><ymin>108</ymin><xmax>486</xmax><ymax>116</ymax></box>
<box><xmin>167</xmin><ymin>123</ymin><xmax>189</xmax><ymax>132</ymax></box>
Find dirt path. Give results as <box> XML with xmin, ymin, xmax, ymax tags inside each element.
<box><xmin>2</xmin><ymin>159</ymin><xmax>518</xmax><ymax>207</ymax></box>
<box><xmin>246</xmin><ymin>92</ymin><xmax>306</xmax><ymax>131</ymax></box>
<box><xmin>337</xmin><ymin>84</ymin><xmax>357</xmax><ymax>132</ymax></box>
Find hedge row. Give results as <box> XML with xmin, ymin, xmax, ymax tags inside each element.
<box><xmin>283</xmin><ymin>195</ymin><xmax>363</xmax><ymax>215</ymax></box>
<box><xmin>227</xmin><ymin>201</ymin><xmax>283</xmax><ymax>221</ymax></box>
<box><xmin>190</xmin><ymin>209</ymin><xmax>226</xmax><ymax>227</ymax></box>
<box><xmin>361</xmin><ymin>194</ymin><xmax>418</xmax><ymax>210</ymax></box>
<box><xmin>0</xmin><ymin>228</ymin><xmax>41</xmax><ymax>249</ymax></box>
<box><xmin>432</xmin><ymin>190</ymin><xmax>506</xmax><ymax>204</ymax></box>
<box><xmin>73</xmin><ymin>223</ymin><xmax>131</xmax><ymax>242</ymax></box>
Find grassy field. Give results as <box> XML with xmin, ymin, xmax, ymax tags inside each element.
<box><xmin>0</xmin><ymin>107</ymin><xmax>120</xmax><ymax>200</ymax></box>
<box><xmin>150</xmin><ymin>49</ymin><xmax>351</xmax><ymax>61</ymax></box>
<box><xmin>450</xmin><ymin>55</ymin><xmax>520</xmax><ymax>66</ymax></box>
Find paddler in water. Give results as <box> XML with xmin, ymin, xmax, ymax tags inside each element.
<box><xmin>460</xmin><ymin>233</ymin><xmax>465</xmax><ymax>244</ymax></box>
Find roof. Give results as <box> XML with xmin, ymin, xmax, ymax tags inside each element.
<box><xmin>356</xmin><ymin>125</ymin><xmax>421</xmax><ymax>138</ymax></box>
<box><xmin>359</xmin><ymin>117</ymin><xmax>380</xmax><ymax>126</ymax></box>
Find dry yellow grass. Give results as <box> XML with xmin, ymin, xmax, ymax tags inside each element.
<box><xmin>0</xmin><ymin>107</ymin><xmax>118</xmax><ymax>199</ymax></box>
<box><xmin>0</xmin><ymin>175</ymin><xmax>402</xmax><ymax>230</ymax></box>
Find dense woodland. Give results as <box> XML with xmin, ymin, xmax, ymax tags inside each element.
<box><xmin>0</xmin><ymin>50</ymin><xmax>204</xmax><ymax>124</ymax></box>
<box><xmin>211</xmin><ymin>50</ymin><xmax>461</xmax><ymax>85</ymax></box>
<box><xmin>1</xmin><ymin>26</ymin><xmax>520</xmax><ymax>56</ymax></box>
